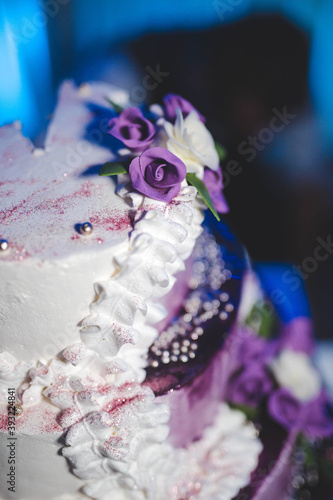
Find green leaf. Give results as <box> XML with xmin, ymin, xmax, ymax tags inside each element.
<box><xmin>215</xmin><ymin>142</ymin><xmax>227</xmax><ymax>162</ymax></box>
<box><xmin>245</xmin><ymin>302</ymin><xmax>277</xmax><ymax>339</ymax></box>
<box><xmin>105</xmin><ymin>97</ymin><xmax>125</xmax><ymax>114</ymax></box>
<box><xmin>186</xmin><ymin>173</ymin><xmax>220</xmax><ymax>221</ymax></box>
<box><xmin>299</xmin><ymin>435</ymin><xmax>317</xmax><ymax>468</ymax></box>
<box><xmin>99</xmin><ymin>162</ymin><xmax>128</xmax><ymax>176</ymax></box>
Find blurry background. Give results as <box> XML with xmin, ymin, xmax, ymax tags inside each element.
<box><xmin>0</xmin><ymin>0</ymin><xmax>332</xmax><ymax>344</ymax></box>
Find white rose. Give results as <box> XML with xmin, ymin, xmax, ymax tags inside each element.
<box><xmin>270</xmin><ymin>349</ymin><xmax>321</xmax><ymax>402</ymax></box>
<box><xmin>163</xmin><ymin>109</ymin><xmax>219</xmax><ymax>178</ymax></box>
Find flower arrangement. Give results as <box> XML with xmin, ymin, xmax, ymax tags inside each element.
<box><xmin>99</xmin><ymin>94</ymin><xmax>229</xmax><ymax>218</ymax></box>
<box><xmin>227</xmin><ymin>316</ymin><xmax>333</xmax><ymax>440</ymax></box>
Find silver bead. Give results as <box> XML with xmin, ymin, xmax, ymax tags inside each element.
<box><xmin>80</xmin><ymin>222</ymin><xmax>93</xmax><ymax>235</ymax></box>
<box><xmin>0</xmin><ymin>239</ymin><xmax>9</xmax><ymax>252</ymax></box>
<box><xmin>14</xmin><ymin>404</ymin><xmax>23</xmax><ymax>416</ymax></box>
<box><xmin>219</xmin><ymin>311</ymin><xmax>228</xmax><ymax>320</ymax></box>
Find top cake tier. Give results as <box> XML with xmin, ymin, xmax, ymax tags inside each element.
<box><xmin>0</xmin><ymin>81</ymin><xmax>211</xmax><ymax>368</ymax></box>
<box><xmin>0</xmin><ymin>81</ymin><xmax>132</xmax><ymax>262</ymax></box>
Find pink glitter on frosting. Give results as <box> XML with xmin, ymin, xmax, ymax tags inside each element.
<box><xmin>0</xmin><ymin>86</ymin><xmax>133</xmax><ymax>261</ymax></box>
<box><xmin>0</xmin><ymin>403</ymin><xmax>62</xmax><ymax>434</ymax></box>
<box><xmin>89</xmin><ymin>211</ymin><xmax>132</xmax><ymax>232</ymax></box>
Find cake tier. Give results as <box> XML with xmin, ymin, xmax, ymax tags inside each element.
<box><xmin>0</xmin><ymin>81</ymin><xmax>132</xmax><ymax>365</ymax></box>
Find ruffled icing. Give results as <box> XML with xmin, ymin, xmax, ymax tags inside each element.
<box><xmin>56</xmin><ymin>186</ymin><xmax>205</xmax><ymax>493</ymax></box>
<box><xmin>76</xmin><ymin>403</ymin><xmax>262</xmax><ymax>500</ymax></box>
<box><xmin>0</xmin><ymin>351</ymin><xmax>32</xmax><ymax>403</ymax></box>
<box><xmin>74</xmin><ymin>182</ymin><xmax>203</xmax><ymax>382</ymax></box>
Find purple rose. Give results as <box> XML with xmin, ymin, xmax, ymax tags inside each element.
<box><xmin>229</xmin><ymin>364</ymin><xmax>273</xmax><ymax>407</ymax></box>
<box><xmin>129</xmin><ymin>147</ymin><xmax>186</xmax><ymax>202</ymax></box>
<box><xmin>203</xmin><ymin>167</ymin><xmax>229</xmax><ymax>214</ymax></box>
<box><xmin>163</xmin><ymin>93</ymin><xmax>205</xmax><ymax>123</ymax></box>
<box><xmin>268</xmin><ymin>388</ymin><xmax>304</xmax><ymax>431</ymax></box>
<box><xmin>108</xmin><ymin>107</ymin><xmax>155</xmax><ymax>152</ymax></box>
<box><xmin>269</xmin><ymin>388</ymin><xmax>333</xmax><ymax>438</ymax></box>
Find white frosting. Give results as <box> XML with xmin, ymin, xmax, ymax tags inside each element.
<box><xmin>0</xmin><ymin>81</ymin><xmax>132</xmax><ymax>364</ymax></box>
<box><xmin>0</xmin><ymin>402</ymin><xmax>83</xmax><ymax>500</ymax></box>
<box><xmin>0</xmin><ymin>245</ymin><xmax>126</xmax><ymax>364</ymax></box>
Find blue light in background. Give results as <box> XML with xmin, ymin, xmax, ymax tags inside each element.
<box><xmin>71</xmin><ymin>0</ymin><xmax>321</xmax><ymax>54</ymax></box>
<box><xmin>1</xmin><ymin>0</ymin><xmax>333</xmax><ymax>144</ymax></box>
<box><xmin>309</xmin><ymin>0</ymin><xmax>333</xmax><ymax>142</ymax></box>
<box><xmin>255</xmin><ymin>263</ymin><xmax>311</xmax><ymax>322</ymax></box>
<box><xmin>0</xmin><ymin>0</ymin><xmax>53</xmax><ymax>139</ymax></box>
<box><xmin>71</xmin><ymin>0</ymin><xmax>251</xmax><ymax>53</ymax></box>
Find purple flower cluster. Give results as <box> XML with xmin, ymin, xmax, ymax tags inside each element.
<box><xmin>106</xmin><ymin>95</ymin><xmax>227</xmax><ymax>206</ymax></box>
<box><xmin>227</xmin><ymin>325</ymin><xmax>333</xmax><ymax>439</ymax></box>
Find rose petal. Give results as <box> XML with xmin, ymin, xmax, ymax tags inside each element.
<box><xmin>163</xmin><ymin>93</ymin><xmax>206</xmax><ymax>123</ymax></box>
<box><xmin>203</xmin><ymin>167</ymin><xmax>229</xmax><ymax>213</ymax></box>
